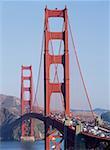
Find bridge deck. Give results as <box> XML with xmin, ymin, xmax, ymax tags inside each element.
<box><xmin>9</xmin><ymin>112</ymin><xmax>110</xmax><ymax>148</ymax></box>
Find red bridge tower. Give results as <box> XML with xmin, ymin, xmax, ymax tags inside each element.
<box><xmin>21</xmin><ymin>65</ymin><xmax>34</xmax><ymax>141</ymax></box>
<box><xmin>44</xmin><ymin>7</ymin><xmax>70</xmax><ymax>149</ymax></box>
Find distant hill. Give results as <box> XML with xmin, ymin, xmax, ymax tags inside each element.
<box><xmin>0</xmin><ymin>107</ymin><xmax>20</xmax><ymax>140</ymax></box>
<box><xmin>93</xmin><ymin>108</ymin><xmax>108</xmax><ymax>116</ymax></box>
<box><xmin>0</xmin><ymin>94</ymin><xmax>20</xmax><ymax>116</ymax></box>
<box><xmin>101</xmin><ymin>111</ymin><xmax>110</xmax><ymax>123</ymax></box>
<box><xmin>0</xmin><ymin>94</ymin><xmax>44</xmax><ymax>141</ymax></box>
<box><xmin>0</xmin><ymin>94</ymin><xmax>21</xmax><ymax>140</ymax></box>
<box><xmin>71</xmin><ymin>108</ymin><xmax>108</xmax><ymax>116</ymax></box>
<box><xmin>71</xmin><ymin>108</ymin><xmax>109</xmax><ymax>123</ymax></box>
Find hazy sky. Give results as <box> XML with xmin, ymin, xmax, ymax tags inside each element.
<box><xmin>0</xmin><ymin>0</ymin><xmax>109</xmax><ymax>110</ymax></box>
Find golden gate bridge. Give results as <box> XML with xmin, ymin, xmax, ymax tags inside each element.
<box><xmin>8</xmin><ymin>6</ymin><xmax>110</xmax><ymax>150</ymax></box>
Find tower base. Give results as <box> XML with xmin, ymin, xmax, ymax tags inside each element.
<box><xmin>21</xmin><ymin>136</ymin><xmax>35</xmax><ymax>142</ymax></box>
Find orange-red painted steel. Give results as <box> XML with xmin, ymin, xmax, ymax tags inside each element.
<box><xmin>44</xmin><ymin>6</ymin><xmax>70</xmax><ymax>119</ymax></box>
<box><xmin>21</xmin><ymin>65</ymin><xmax>34</xmax><ymax>137</ymax></box>
<box><xmin>44</xmin><ymin>7</ymin><xmax>70</xmax><ymax>150</ymax></box>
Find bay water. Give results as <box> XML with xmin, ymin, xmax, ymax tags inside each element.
<box><xmin>0</xmin><ymin>141</ymin><xmax>44</xmax><ymax>150</ymax></box>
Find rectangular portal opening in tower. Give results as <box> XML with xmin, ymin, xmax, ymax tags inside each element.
<box><xmin>48</xmin><ymin>18</ymin><xmax>64</xmax><ymax>32</ymax></box>
<box><xmin>50</xmin><ymin>93</ymin><xmax>64</xmax><ymax>112</ymax></box>
<box><xmin>23</xmin><ymin>69</ymin><xmax>31</xmax><ymax>77</ymax></box>
<box><xmin>23</xmin><ymin>80</ymin><xmax>30</xmax><ymax>88</ymax></box>
<box><xmin>24</xmin><ymin>91</ymin><xmax>30</xmax><ymax>101</ymax></box>
<box><xmin>49</xmin><ymin>64</ymin><xmax>64</xmax><ymax>83</ymax></box>
<box><xmin>49</xmin><ymin>39</ymin><xmax>64</xmax><ymax>55</ymax></box>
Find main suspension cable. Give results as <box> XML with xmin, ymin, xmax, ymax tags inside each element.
<box><xmin>33</xmin><ymin>24</ymin><xmax>45</xmax><ymax>109</ymax></box>
<box><xmin>68</xmin><ymin>16</ymin><xmax>95</xmax><ymax>120</ymax></box>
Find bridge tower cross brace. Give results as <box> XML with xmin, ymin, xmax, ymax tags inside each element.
<box><xmin>44</xmin><ymin>7</ymin><xmax>70</xmax><ymax>149</ymax></box>
<box><xmin>21</xmin><ymin>65</ymin><xmax>34</xmax><ymax>139</ymax></box>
